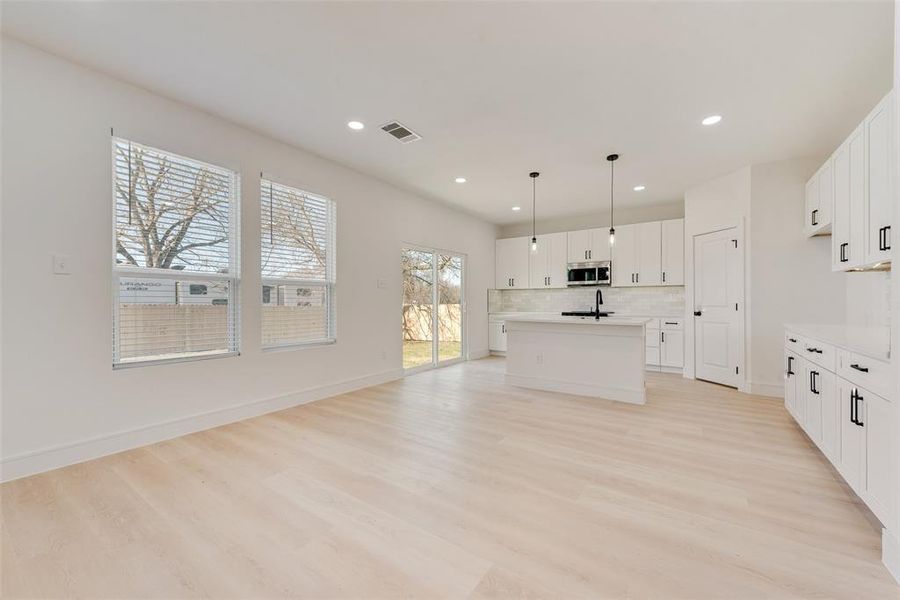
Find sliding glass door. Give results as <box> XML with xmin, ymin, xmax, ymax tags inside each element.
<box><xmin>402</xmin><ymin>247</ymin><xmax>465</xmax><ymax>371</ymax></box>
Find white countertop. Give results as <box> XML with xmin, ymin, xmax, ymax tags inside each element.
<box><xmin>504</xmin><ymin>315</ymin><xmax>650</xmax><ymax>326</ymax></box>
<box><xmin>785</xmin><ymin>323</ymin><xmax>891</xmax><ymax>362</ymax></box>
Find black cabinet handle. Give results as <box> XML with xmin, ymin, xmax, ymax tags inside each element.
<box><xmin>665</xmin><ymin>321</ymin><xmax>678</xmax><ymax>325</ymax></box>
<box><xmin>850</xmin><ymin>363</ymin><xmax>869</xmax><ymax>373</ymax></box>
<box><xmin>810</xmin><ymin>371</ymin><xmax>819</xmax><ymax>394</ymax></box>
<box><xmin>636</xmin><ymin>273</ymin><xmax>640</xmax><ymax>283</ymax></box>
<box><xmin>694</xmin><ymin>310</ymin><xmax>702</xmax><ymax>317</ymax></box>
<box><xmin>812</xmin><ymin>209</ymin><xmax>818</xmax><ymax>226</ymax></box>
<box><xmin>855</xmin><ymin>391</ymin><xmax>864</xmax><ymax>427</ymax></box>
<box><xmin>787</xmin><ymin>356</ymin><xmax>794</xmax><ymax>376</ymax></box>
<box><xmin>879</xmin><ymin>226</ymin><xmax>892</xmax><ymax>251</ymax></box>
<box><xmin>661</xmin><ymin>331</ymin><xmax>665</xmax><ymax>343</ymax></box>
<box><xmin>850</xmin><ymin>389</ymin><xmax>858</xmax><ymax>425</ymax></box>
<box><xmin>840</xmin><ymin>242</ymin><xmax>848</xmax><ymax>263</ymax></box>
<box><xmin>788</xmin><ymin>338</ymin><xmax>797</xmax><ymax>343</ymax></box>
<box><xmin>662</xmin><ymin>272</ymin><xmax>666</xmax><ymax>283</ymax></box>
<box><xmin>806</xmin><ymin>347</ymin><xmax>823</xmax><ymax>354</ymax></box>
<box><xmin>631</xmin><ymin>273</ymin><xmax>635</xmax><ymax>283</ymax></box>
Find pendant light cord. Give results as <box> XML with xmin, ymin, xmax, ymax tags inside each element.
<box><xmin>606</xmin><ymin>154</ymin><xmax>619</xmax><ymax>235</ymax></box>
<box><xmin>532</xmin><ymin>177</ymin><xmax>536</xmax><ymax>241</ymax></box>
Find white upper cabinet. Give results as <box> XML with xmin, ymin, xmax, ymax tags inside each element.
<box><xmin>495</xmin><ymin>237</ymin><xmax>530</xmax><ymax>289</ymax></box>
<box><xmin>567</xmin><ymin>228</ymin><xmax>609</xmax><ymax>262</ymax></box>
<box><xmin>821</xmin><ymin>89</ymin><xmax>892</xmax><ymax>270</ymax></box>
<box><xmin>529</xmin><ymin>231</ymin><xmax>568</xmax><ymax>288</ymax></box>
<box><xmin>865</xmin><ymin>92</ymin><xmax>892</xmax><ymax>265</ymax></box>
<box><xmin>635</xmin><ymin>222</ymin><xmax>662</xmax><ymax>286</ymax></box>
<box><xmin>831</xmin><ymin>124</ymin><xmax>866</xmax><ymax>270</ymax></box>
<box><xmin>589</xmin><ymin>228</ymin><xmax>612</xmax><ymax>262</ymax></box>
<box><xmin>611</xmin><ymin>224</ymin><xmax>638</xmax><ymax>286</ymax></box>
<box><xmin>660</xmin><ymin>219</ymin><xmax>684</xmax><ymax>285</ymax></box>
<box><xmin>805</xmin><ymin>160</ymin><xmax>834</xmax><ymax>237</ymax></box>
<box><xmin>612</xmin><ymin>221</ymin><xmax>675</xmax><ymax>287</ymax></box>
<box><xmin>568</xmin><ymin>229</ymin><xmax>592</xmax><ymax>262</ymax></box>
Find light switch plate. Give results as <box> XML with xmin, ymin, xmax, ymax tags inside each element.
<box><xmin>52</xmin><ymin>254</ymin><xmax>71</xmax><ymax>275</ymax></box>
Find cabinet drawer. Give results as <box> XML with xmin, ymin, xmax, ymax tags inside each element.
<box><xmin>798</xmin><ymin>337</ymin><xmax>836</xmax><ymax>372</ymax></box>
<box><xmin>784</xmin><ymin>331</ymin><xmax>803</xmax><ymax>352</ymax></box>
<box><xmin>661</xmin><ymin>319</ymin><xmax>683</xmax><ymax>330</ymax></box>
<box><xmin>837</xmin><ymin>349</ymin><xmax>892</xmax><ymax>400</ymax></box>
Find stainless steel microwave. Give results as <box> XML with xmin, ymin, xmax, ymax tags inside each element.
<box><xmin>567</xmin><ymin>261</ymin><xmax>611</xmax><ymax>286</ymax></box>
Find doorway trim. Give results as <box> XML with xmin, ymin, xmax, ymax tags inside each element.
<box><xmin>401</xmin><ymin>243</ymin><xmax>467</xmax><ymax>374</ymax></box>
<box><xmin>684</xmin><ymin>218</ymin><xmax>748</xmax><ymax>393</ymax></box>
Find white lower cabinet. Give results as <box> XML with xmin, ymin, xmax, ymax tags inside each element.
<box><xmin>489</xmin><ymin>321</ymin><xmax>507</xmax><ymax>352</ymax></box>
<box><xmin>785</xmin><ymin>327</ymin><xmax>894</xmax><ymax>526</ymax></box>
<box><xmin>645</xmin><ymin>318</ymin><xmax>683</xmax><ymax>372</ymax></box>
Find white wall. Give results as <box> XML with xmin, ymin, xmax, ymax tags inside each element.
<box><xmin>683</xmin><ymin>166</ymin><xmax>751</xmax><ymax>384</ymax></box>
<box><xmin>497</xmin><ymin>201</ymin><xmax>683</xmax><ymax>238</ymax></box>
<box><xmin>749</xmin><ymin>158</ymin><xmax>847</xmax><ymax>394</ymax></box>
<box><xmin>0</xmin><ymin>39</ymin><xmax>498</xmax><ymax>480</ymax></box>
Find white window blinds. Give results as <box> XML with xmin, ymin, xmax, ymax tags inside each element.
<box><xmin>112</xmin><ymin>138</ymin><xmax>240</xmax><ymax>366</ymax></box>
<box><xmin>260</xmin><ymin>177</ymin><xmax>336</xmax><ymax>347</ymax></box>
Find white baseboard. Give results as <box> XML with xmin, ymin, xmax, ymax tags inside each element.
<box><xmin>468</xmin><ymin>347</ymin><xmax>491</xmax><ymax>360</ymax></box>
<box><xmin>749</xmin><ymin>381</ymin><xmax>785</xmax><ymax>398</ymax></box>
<box><xmin>884</xmin><ymin>528</ymin><xmax>900</xmax><ymax>584</ymax></box>
<box><xmin>0</xmin><ymin>368</ymin><xmax>404</xmax><ymax>483</ymax></box>
<box><xmin>505</xmin><ymin>373</ymin><xmax>645</xmax><ymax>405</ymax></box>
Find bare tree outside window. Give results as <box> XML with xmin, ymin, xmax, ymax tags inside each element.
<box><xmin>115</xmin><ymin>143</ymin><xmax>232</xmax><ymax>272</ymax></box>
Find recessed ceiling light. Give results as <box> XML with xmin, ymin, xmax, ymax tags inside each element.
<box><xmin>455</xmin><ymin>177</ymin><xmax>467</xmax><ymax>183</ymax></box>
<box><xmin>511</xmin><ymin>206</ymin><xmax>521</xmax><ymax>211</ymax></box>
<box><xmin>347</xmin><ymin>120</ymin><xmax>365</xmax><ymax>130</ymax></box>
<box><xmin>633</xmin><ymin>185</ymin><xmax>646</xmax><ymax>192</ymax></box>
<box><xmin>702</xmin><ymin>115</ymin><xmax>722</xmax><ymax>126</ymax></box>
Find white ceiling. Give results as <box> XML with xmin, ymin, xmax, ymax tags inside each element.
<box><xmin>2</xmin><ymin>1</ymin><xmax>894</xmax><ymax>225</ymax></box>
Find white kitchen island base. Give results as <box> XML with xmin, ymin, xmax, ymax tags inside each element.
<box><xmin>504</xmin><ymin>316</ymin><xmax>648</xmax><ymax>405</ymax></box>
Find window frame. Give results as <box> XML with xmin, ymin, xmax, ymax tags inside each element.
<box><xmin>110</xmin><ymin>137</ymin><xmax>241</xmax><ymax>369</ymax></box>
<box><xmin>259</xmin><ymin>175</ymin><xmax>337</xmax><ymax>351</ymax></box>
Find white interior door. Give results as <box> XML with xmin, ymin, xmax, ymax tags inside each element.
<box><xmin>693</xmin><ymin>227</ymin><xmax>742</xmax><ymax>387</ymax></box>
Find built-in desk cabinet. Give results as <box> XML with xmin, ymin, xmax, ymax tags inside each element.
<box><xmin>784</xmin><ymin>327</ymin><xmax>894</xmax><ymax>526</ymax></box>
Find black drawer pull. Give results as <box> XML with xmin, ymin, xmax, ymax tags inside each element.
<box><xmin>806</xmin><ymin>347</ymin><xmax>823</xmax><ymax>354</ymax></box>
<box><xmin>850</xmin><ymin>364</ymin><xmax>869</xmax><ymax>373</ymax></box>
<box><xmin>788</xmin><ymin>338</ymin><xmax>797</xmax><ymax>343</ymax></box>
<box><xmin>665</xmin><ymin>321</ymin><xmax>678</xmax><ymax>325</ymax></box>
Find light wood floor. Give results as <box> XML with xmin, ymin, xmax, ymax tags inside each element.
<box><xmin>2</xmin><ymin>358</ymin><xmax>899</xmax><ymax>599</ymax></box>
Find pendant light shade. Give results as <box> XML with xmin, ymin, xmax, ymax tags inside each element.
<box><xmin>607</xmin><ymin>154</ymin><xmax>619</xmax><ymax>246</ymax></box>
<box><xmin>530</xmin><ymin>172</ymin><xmax>540</xmax><ymax>252</ymax></box>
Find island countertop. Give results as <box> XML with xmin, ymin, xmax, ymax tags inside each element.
<box><xmin>503</xmin><ymin>315</ymin><xmax>650</xmax><ymax>327</ymax></box>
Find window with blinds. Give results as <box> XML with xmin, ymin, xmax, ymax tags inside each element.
<box><xmin>260</xmin><ymin>178</ymin><xmax>336</xmax><ymax>348</ymax></box>
<box><xmin>112</xmin><ymin>138</ymin><xmax>240</xmax><ymax>366</ymax></box>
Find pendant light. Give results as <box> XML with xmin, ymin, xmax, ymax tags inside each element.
<box><xmin>607</xmin><ymin>154</ymin><xmax>619</xmax><ymax>246</ymax></box>
<box><xmin>530</xmin><ymin>171</ymin><xmax>540</xmax><ymax>252</ymax></box>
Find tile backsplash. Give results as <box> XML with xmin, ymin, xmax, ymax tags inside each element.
<box><xmin>489</xmin><ymin>286</ymin><xmax>685</xmax><ymax>316</ymax></box>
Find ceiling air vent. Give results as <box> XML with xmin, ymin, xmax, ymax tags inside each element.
<box><xmin>381</xmin><ymin>121</ymin><xmax>421</xmax><ymax>144</ymax></box>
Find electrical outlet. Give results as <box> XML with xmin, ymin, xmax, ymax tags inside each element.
<box><xmin>52</xmin><ymin>254</ymin><xmax>71</xmax><ymax>275</ymax></box>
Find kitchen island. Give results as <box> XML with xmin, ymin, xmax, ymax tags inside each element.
<box><xmin>504</xmin><ymin>315</ymin><xmax>649</xmax><ymax>404</ymax></box>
